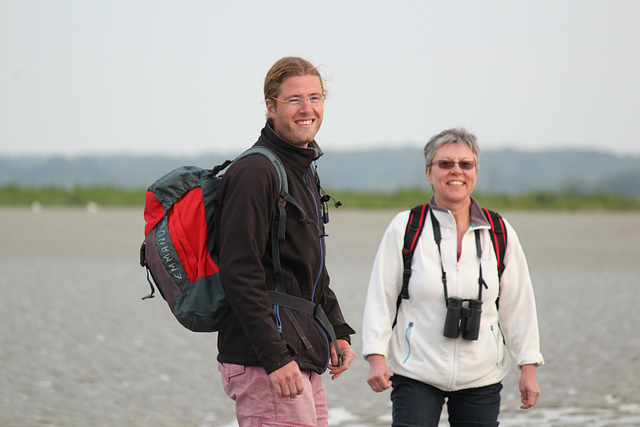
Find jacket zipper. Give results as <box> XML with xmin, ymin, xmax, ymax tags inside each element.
<box><xmin>304</xmin><ymin>167</ymin><xmax>324</xmax><ymax>303</ymax></box>
<box><xmin>303</xmin><ymin>167</ymin><xmax>332</xmax><ymax>369</ymax></box>
<box><xmin>448</xmin><ymin>260</ymin><xmax>461</xmax><ymax>390</ymax></box>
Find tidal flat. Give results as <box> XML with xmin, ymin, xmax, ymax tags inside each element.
<box><xmin>1</xmin><ymin>207</ymin><xmax>639</xmax><ymax>426</ymax></box>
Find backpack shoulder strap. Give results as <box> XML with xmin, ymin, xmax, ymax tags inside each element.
<box><xmin>241</xmin><ymin>147</ymin><xmax>288</xmax><ymax>239</ymax></box>
<box><xmin>481</xmin><ymin>207</ymin><xmax>507</xmax><ymax>279</ymax></box>
<box><xmin>236</xmin><ymin>146</ymin><xmax>288</xmax><ymax>194</ymax></box>
<box><xmin>401</xmin><ymin>204</ymin><xmax>430</xmax><ymax>298</ymax></box>
<box><xmin>393</xmin><ymin>203</ymin><xmax>429</xmax><ymax>327</ymax></box>
<box><xmin>222</xmin><ymin>146</ymin><xmax>310</xmax><ymax>238</ymax></box>
<box><xmin>212</xmin><ymin>146</ymin><xmax>289</xmax><ymax>195</ymax></box>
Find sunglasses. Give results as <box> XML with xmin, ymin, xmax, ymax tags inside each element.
<box><xmin>430</xmin><ymin>160</ymin><xmax>476</xmax><ymax>170</ymax></box>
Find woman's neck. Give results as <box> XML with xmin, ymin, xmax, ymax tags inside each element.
<box><xmin>434</xmin><ymin>196</ymin><xmax>471</xmax><ymax>225</ymax></box>
<box><xmin>434</xmin><ymin>196</ymin><xmax>471</xmax><ymax>251</ymax></box>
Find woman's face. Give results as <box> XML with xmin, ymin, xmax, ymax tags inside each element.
<box><xmin>426</xmin><ymin>143</ymin><xmax>478</xmax><ymax>209</ymax></box>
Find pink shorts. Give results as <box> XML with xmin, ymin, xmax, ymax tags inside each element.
<box><xmin>218</xmin><ymin>363</ymin><xmax>328</xmax><ymax>427</ymax></box>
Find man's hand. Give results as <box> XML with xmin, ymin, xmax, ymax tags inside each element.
<box><xmin>268</xmin><ymin>361</ymin><xmax>304</xmax><ymax>399</ymax></box>
<box><xmin>366</xmin><ymin>354</ymin><xmax>392</xmax><ymax>392</ymax></box>
<box><xmin>328</xmin><ymin>339</ymin><xmax>356</xmax><ymax>380</ymax></box>
<box><xmin>519</xmin><ymin>364</ymin><xmax>540</xmax><ymax>409</ymax></box>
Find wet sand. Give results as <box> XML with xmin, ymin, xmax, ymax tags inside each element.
<box><xmin>1</xmin><ymin>207</ymin><xmax>639</xmax><ymax>426</ymax></box>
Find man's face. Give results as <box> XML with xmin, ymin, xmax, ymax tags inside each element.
<box><xmin>267</xmin><ymin>75</ymin><xmax>324</xmax><ymax>148</ymax></box>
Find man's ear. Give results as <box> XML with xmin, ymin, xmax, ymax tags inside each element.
<box><xmin>266</xmin><ymin>99</ymin><xmax>277</xmax><ymax>120</ymax></box>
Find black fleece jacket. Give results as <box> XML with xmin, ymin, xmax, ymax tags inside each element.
<box><xmin>213</xmin><ymin>123</ymin><xmax>355</xmax><ymax>374</ymax></box>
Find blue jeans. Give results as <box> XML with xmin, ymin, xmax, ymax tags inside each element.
<box><xmin>390</xmin><ymin>375</ymin><xmax>502</xmax><ymax>427</ymax></box>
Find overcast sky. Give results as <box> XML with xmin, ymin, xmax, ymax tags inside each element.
<box><xmin>1</xmin><ymin>0</ymin><xmax>639</xmax><ymax>157</ymax></box>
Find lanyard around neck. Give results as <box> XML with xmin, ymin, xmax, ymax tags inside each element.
<box><xmin>429</xmin><ymin>209</ymin><xmax>488</xmax><ymax>304</ymax></box>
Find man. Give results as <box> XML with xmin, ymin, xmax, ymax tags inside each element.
<box><xmin>213</xmin><ymin>57</ymin><xmax>356</xmax><ymax>427</ymax></box>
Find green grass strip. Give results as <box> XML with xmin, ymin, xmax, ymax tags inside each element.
<box><xmin>1</xmin><ymin>185</ymin><xmax>639</xmax><ymax>211</ymax></box>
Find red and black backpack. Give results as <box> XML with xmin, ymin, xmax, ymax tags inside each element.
<box><xmin>140</xmin><ymin>147</ymin><xmax>285</xmax><ymax>332</ymax></box>
<box><xmin>139</xmin><ymin>147</ymin><xmax>342</xmax><ymax>364</ymax></box>
<box><xmin>394</xmin><ymin>203</ymin><xmax>507</xmax><ymax>326</ymax></box>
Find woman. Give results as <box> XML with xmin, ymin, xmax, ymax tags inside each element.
<box><xmin>362</xmin><ymin>128</ymin><xmax>543</xmax><ymax>426</ymax></box>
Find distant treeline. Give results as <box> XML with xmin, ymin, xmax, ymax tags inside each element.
<box><xmin>332</xmin><ymin>189</ymin><xmax>640</xmax><ymax>211</ymax></box>
<box><xmin>1</xmin><ymin>185</ymin><xmax>639</xmax><ymax>211</ymax></box>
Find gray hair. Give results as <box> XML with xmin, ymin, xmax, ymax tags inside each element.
<box><xmin>423</xmin><ymin>128</ymin><xmax>480</xmax><ymax>168</ymax></box>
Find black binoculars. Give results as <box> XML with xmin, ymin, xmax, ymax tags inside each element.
<box><xmin>443</xmin><ymin>297</ymin><xmax>483</xmax><ymax>341</ymax></box>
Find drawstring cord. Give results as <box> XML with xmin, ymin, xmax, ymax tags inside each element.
<box><xmin>403</xmin><ymin>322</ymin><xmax>414</xmax><ymax>363</ymax></box>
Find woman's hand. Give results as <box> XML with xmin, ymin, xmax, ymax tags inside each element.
<box><xmin>519</xmin><ymin>364</ymin><xmax>540</xmax><ymax>409</ymax></box>
<box><xmin>366</xmin><ymin>354</ymin><xmax>392</xmax><ymax>392</ymax></box>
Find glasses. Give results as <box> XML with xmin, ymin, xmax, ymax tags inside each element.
<box><xmin>271</xmin><ymin>94</ymin><xmax>326</xmax><ymax>106</ymax></box>
<box><xmin>430</xmin><ymin>160</ymin><xmax>476</xmax><ymax>170</ymax></box>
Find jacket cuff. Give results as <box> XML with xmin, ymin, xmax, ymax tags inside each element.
<box><xmin>261</xmin><ymin>344</ymin><xmax>296</xmax><ymax>375</ymax></box>
<box><xmin>516</xmin><ymin>352</ymin><xmax>545</xmax><ymax>367</ymax></box>
<box><xmin>334</xmin><ymin>323</ymin><xmax>356</xmax><ymax>345</ymax></box>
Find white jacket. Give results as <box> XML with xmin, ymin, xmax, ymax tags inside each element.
<box><xmin>362</xmin><ymin>199</ymin><xmax>544</xmax><ymax>391</ymax></box>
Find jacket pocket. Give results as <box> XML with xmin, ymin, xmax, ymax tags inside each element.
<box><xmin>218</xmin><ymin>362</ymin><xmax>246</xmax><ymax>381</ymax></box>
